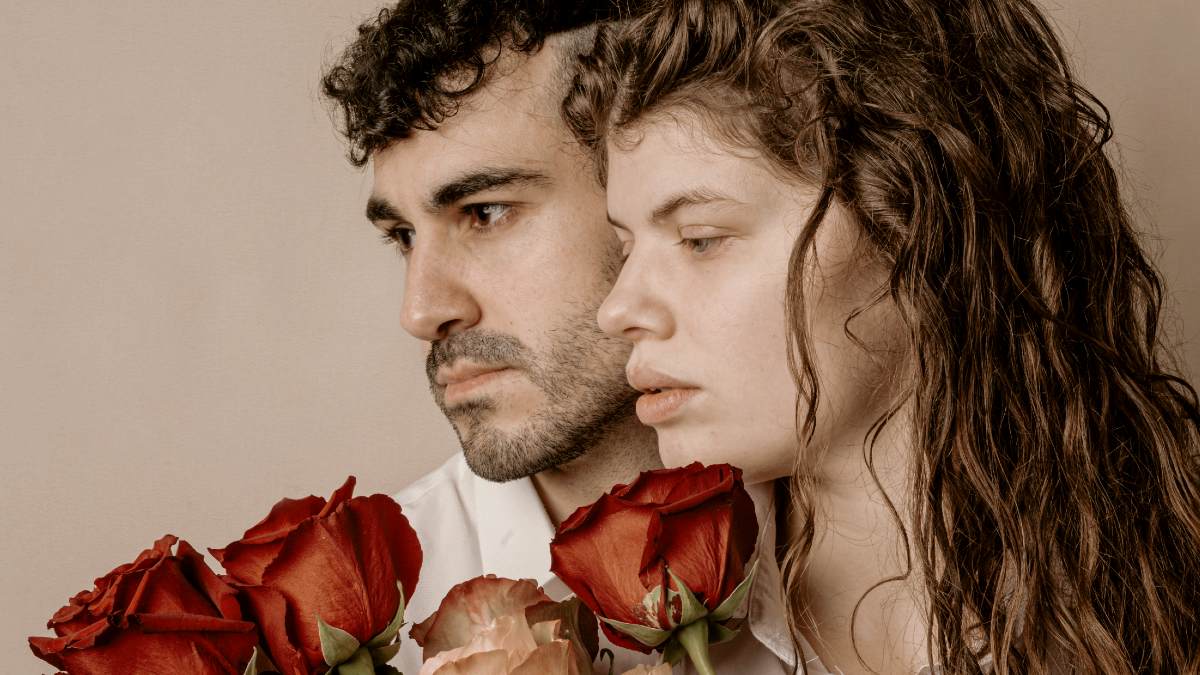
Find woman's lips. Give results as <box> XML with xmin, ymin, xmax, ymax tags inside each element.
<box><xmin>635</xmin><ymin>387</ymin><xmax>700</xmax><ymax>425</ymax></box>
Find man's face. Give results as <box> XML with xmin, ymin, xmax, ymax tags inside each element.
<box><xmin>367</xmin><ymin>39</ymin><xmax>638</xmax><ymax>482</ymax></box>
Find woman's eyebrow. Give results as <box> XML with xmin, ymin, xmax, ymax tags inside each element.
<box><xmin>649</xmin><ymin>187</ymin><xmax>744</xmax><ymax>223</ymax></box>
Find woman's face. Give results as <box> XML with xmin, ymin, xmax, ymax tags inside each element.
<box><xmin>600</xmin><ymin>111</ymin><xmax>904</xmax><ymax>484</ymax></box>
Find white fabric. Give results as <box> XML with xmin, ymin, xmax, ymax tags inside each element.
<box><xmin>391</xmin><ymin>452</ymin><xmax>818</xmax><ymax>674</ymax></box>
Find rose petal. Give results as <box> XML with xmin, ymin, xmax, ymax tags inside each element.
<box><xmin>411</xmin><ymin>576</ymin><xmax>550</xmax><ymax>660</ymax></box>
<box><xmin>211</xmin><ymin>495</ymin><xmax>327</xmax><ymax>585</ymax></box>
<box><xmin>316</xmin><ymin>475</ymin><xmax>357</xmax><ymax>517</ymax></box>
<box><xmin>419</xmin><ymin>614</ymin><xmax>539</xmax><ymax>675</ymax></box>
<box><xmin>238</xmin><ymin>584</ymin><xmax>308</xmax><ymax>675</ymax></box>
<box><xmin>55</xmin><ymin>630</ymin><xmax>253</xmax><ymax>675</ymax></box>
<box><xmin>510</xmin><ymin>639</ymin><xmax>577</xmax><ymax>675</ymax></box>
<box><xmin>618</xmin><ymin>463</ymin><xmax>710</xmax><ymax>505</ymax></box>
<box><xmin>345</xmin><ymin>493</ymin><xmax>422</xmax><ymax>635</ymax></box>
<box><xmin>258</xmin><ymin>499</ymin><xmax>376</xmax><ymax>664</ymax></box>
<box><xmin>425</xmin><ymin>649</ymin><xmax>510</xmax><ymax>675</ymax></box>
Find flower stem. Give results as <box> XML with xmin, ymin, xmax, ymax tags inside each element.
<box><xmin>677</xmin><ymin>620</ymin><xmax>716</xmax><ymax>675</ymax></box>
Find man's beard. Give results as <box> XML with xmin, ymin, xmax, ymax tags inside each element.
<box><xmin>425</xmin><ymin>307</ymin><xmax>638</xmax><ymax>483</ymax></box>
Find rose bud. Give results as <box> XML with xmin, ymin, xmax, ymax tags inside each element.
<box><xmin>29</xmin><ymin>535</ymin><xmax>259</xmax><ymax>675</ymax></box>
<box><xmin>212</xmin><ymin>476</ymin><xmax>421</xmax><ymax>675</ymax></box>
<box><xmin>410</xmin><ymin>575</ymin><xmax>598</xmax><ymax>675</ymax></box>
<box><xmin>550</xmin><ymin>463</ymin><xmax>759</xmax><ymax>675</ymax></box>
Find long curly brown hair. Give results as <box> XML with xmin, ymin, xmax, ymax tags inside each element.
<box><xmin>564</xmin><ymin>0</ymin><xmax>1200</xmax><ymax>672</ymax></box>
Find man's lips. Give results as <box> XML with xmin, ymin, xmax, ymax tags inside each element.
<box><xmin>435</xmin><ymin>362</ymin><xmax>511</xmax><ymax>387</ymax></box>
<box><xmin>435</xmin><ymin>362</ymin><xmax>518</xmax><ymax>405</ymax></box>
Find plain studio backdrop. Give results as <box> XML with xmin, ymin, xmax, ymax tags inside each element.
<box><xmin>1</xmin><ymin>1</ymin><xmax>1197</xmax><ymax>672</ymax></box>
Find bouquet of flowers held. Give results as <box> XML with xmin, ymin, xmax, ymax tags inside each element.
<box><xmin>29</xmin><ymin>477</ymin><xmax>421</xmax><ymax>675</ymax></box>
<box><xmin>30</xmin><ymin>463</ymin><xmax>758</xmax><ymax>675</ymax></box>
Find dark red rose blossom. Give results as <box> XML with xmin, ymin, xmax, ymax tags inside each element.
<box><xmin>549</xmin><ymin>462</ymin><xmax>758</xmax><ymax>662</ymax></box>
<box><xmin>28</xmin><ymin>535</ymin><xmax>258</xmax><ymax>675</ymax></box>
<box><xmin>212</xmin><ymin>476</ymin><xmax>422</xmax><ymax>675</ymax></box>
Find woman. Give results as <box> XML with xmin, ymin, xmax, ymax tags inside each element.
<box><xmin>564</xmin><ymin>0</ymin><xmax>1200</xmax><ymax>672</ymax></box>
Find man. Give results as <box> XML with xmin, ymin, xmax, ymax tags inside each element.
<box><xmin>321</xmin><ymin>2</ymin><xmax>798</xmax><ymax>672</ymax></box>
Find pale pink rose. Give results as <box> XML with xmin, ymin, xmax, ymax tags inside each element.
<box><xmin>413</xmin><ymin>576</ymin><xmax>598</xmax><ymax>675</ymax></box>
<box><xmin>418</xmin><ymin>614</ymin><xmax>579</xmax><ymax>675</ymax></box>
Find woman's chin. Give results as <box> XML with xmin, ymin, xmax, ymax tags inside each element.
<box><xmin>655</xmin><ymin>429</ymin><xmax>792</xmax><ymax>484</ymax></box>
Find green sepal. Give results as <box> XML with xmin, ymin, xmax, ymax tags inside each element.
<box><xmin>598</xmin><ymin>616</ymin><xmax>673</xmax><ymax>648</ymax></box>
<box><xmin>709</xmin><ymin>622</ymin><xmax>739</xmax><ymax>645</ymax></box>
<box><xmin>317</xmin><ymin>615</ymin><xmax>362</xmax><ymax>667</ymax></box>
<box><xmin>242</xmin><ymin>646</ymin><xmax>276</xmax><ymax>675</ymax></box>
<box><xmin>662</xmin><ymin>638</ymin><xmax>686</xmax><ymax>666</ymax></box>
<box><xmin>367</xmin><ymin>582</ymin><xmax>407</xmax><ymax>648</ymax></box>
<box><xmin>376</xmin><ymin>666</ymin><xmax>403</xmax><ymax>675</ymax></box>
<box><xmin>333</xmin><ymin>647</ymin><xmax>374</xmax><ymax>675</ymax></box>
<box><xmin>370</xmin><ymin>641</ymin><xmax>402</xmax><ymax>665</ymax></box>
<box><xmin>710</xmin><ymin>559</ymin><xmax>759</xmax><ymax>622</ymax></box>
<box><xmin>665</xmin><ymin>567</ymin><xmax>708</xmax><ymax>628</ymax></box>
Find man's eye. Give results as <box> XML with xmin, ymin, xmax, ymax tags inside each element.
<box><xmin>380</xmin><ymin>227</ymin><xmax>415</xmax><ymax>254</ymax></box>
<box><xmin>465</xmin><ymin>203</ymin><xmax>512</xmax><ymax>229</ymax></box>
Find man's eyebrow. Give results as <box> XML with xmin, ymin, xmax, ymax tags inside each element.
<box><xmin>650</xmin><ymin>188</ymin><xmax>743</xmax><ymax>223</ymax></box>
<box><xmin>427</xmin><ymin>168</ymin><xmax>552</xmax><ymax>211</ymax></box>
<box><xmin>365</xmin><ymin>195</ymin><xmax>404</xmax><ymax>224</ymax></box>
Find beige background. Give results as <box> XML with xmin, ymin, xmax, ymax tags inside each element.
<box><xmin>2</xmin><ymin>1</ymin><xmax>1197</xmax><ymax>672</ymax></box>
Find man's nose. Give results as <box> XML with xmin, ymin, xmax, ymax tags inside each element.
<box><xmin>399</xmin><ymin>242</ymin><xmax>481</xmax><ymax>341</ymax></box>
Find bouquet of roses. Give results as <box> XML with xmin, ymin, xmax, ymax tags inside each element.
<box><xmin>30</xmin><ymin>462</ymin><xmax>757</xmax><ymax>675</ymax></box>
<box><xmin>29</xmin><ymin>477</ymin><xmax>421</xmax><ymax>675</ymax></box>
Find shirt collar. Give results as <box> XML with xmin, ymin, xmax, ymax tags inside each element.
<box><xmin>746</xmin><ymin>479</ymin><xmax>801</xmax><ymax>668</ymax></box>
<box><xmin>472</xmin><ymin>473</ymin><xmax>558</xmax><ymax>586</ymax></box>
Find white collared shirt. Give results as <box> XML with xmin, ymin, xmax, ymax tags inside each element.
<box><xmin>391</xmin><ymin>452</ymin><xmax>825</xmax><ymax>674</ymax></box>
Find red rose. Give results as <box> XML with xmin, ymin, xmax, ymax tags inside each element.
<box><xmin>212</xmin><ymin>476</ymin><xmax>421</xmax><ymax>675</ymax></box>
<box><xmin>549</xmin><ymin>463</ymin><xmax>758</xmax><ymax>674</ymax></box>
<box><xmin>29</xmin><ymin>535</ymin><xmax>258</xmax><ymax>675</ymax></box>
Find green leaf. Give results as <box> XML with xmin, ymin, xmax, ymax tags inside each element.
<box><xmin>710</xmin><ymin>559</ymin><xmax>759</xmax><ymax>622</ymax></box>
<box><xmin>666</xmin><ymin>567</ymin><xmax>708</xmax><ymax>627</ymax></box>
<box><xmin>598</xmin><ymin>616</ymin><xmax>673</xmax><ymax>648</ymax></box>
<box><xmin>370</xmin><ymin>641</ymin><xmax>402</xmax><ymax>665</ymax></box>
<box><xmin>334</xmin><ymin>647</ymin><xmax>374</xmax><ymax>675</ymax></box>
<box><xmin>367</xmin><ymin>582</ymin><xmax>408</xmax><ymax>648</ymax></box>
<box><xmin>317</xmin><ymin>615</ymin><xmax>362</xmax><ymax>666</ymax></box>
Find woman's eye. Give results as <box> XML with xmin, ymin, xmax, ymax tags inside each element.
<box><xmin>465</xmin><ymin>203</ymin><xmax>512</xmax><ymax>229</ymax></box>
<box><xmin>680</xmin><ymin>236</ymin><xmax>727</xmax><ymax>254</ymax></box>
<box><xmin>380</xmin><ymin>227</ymin><xmax>415</xmax><ymax>254</ymax></box>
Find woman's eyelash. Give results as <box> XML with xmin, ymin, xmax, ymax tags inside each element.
<box><xmin>678</xmin><ymin>236</ymin><xmax>728</xmax><ymax>254</ymax></box>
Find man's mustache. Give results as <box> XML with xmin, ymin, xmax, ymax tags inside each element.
<box><xmin>425</xmin><ymin>330</ymin><xmax>531</xmax><ymax>383</ymax></box>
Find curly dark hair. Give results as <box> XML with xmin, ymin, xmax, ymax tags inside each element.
<box><xmin>567</xmin><ymin>0</ymin><xmax>1200</xmax><ymax>673</ymax></box>
<box><xmin>321</xmin><ymin>0</ymin><xmax>633</xmax><ymax>166</ymax></box>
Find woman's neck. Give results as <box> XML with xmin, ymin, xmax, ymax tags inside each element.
<box><xmin>786</xmin><ymin>414</ymin><xmax>932</xmax><ymax>674</ymax></box>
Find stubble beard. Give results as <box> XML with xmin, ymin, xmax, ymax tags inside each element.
<box><xmin>426</xmin><ymin>305</ymin><xmax>638</xmax><ymax>483</ymax></box>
